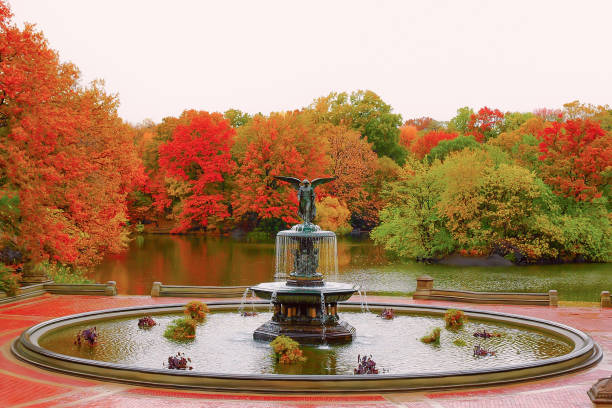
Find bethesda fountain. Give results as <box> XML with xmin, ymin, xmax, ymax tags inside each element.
<box><xmin>250</xmin><ymin>176</ymin><xmax>358</xmax><ymax>343</ymax></box>
<box><xmin>10</xmin><ymin>174</ymin><xmax>602</xmax><ymax>392</ymax></box>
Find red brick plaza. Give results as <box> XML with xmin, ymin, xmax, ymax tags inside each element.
<box><xmin>1</xmin><ymin>294</ymin><xmax>610</xmax><ymax>407</ymax></box>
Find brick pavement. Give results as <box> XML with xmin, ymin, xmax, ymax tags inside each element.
<box><xmin>0</xmin><ymin>294</ymin><xmax>610</xmax><ymax>407</ymax></box>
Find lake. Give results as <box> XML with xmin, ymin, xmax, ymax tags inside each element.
<box><xmin>93</xmin><ymin>234</ymin><xmax>611</xmax><ymax>301</ymax></box>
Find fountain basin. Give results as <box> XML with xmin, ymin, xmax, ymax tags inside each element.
<box><xmin>12</xmin><ymin>301</ymin><xmax>601</xmax><ymax>392</ymax></box>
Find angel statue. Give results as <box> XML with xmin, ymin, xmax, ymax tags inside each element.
<box><xmin>274</xmin><ymin>176</ymin><xmax>336</xmax><ymax>227</ymax></box>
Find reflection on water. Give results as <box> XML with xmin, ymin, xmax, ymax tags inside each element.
<box><xmin>39</xmin><ymin>311</ymin><xmax>573</xmax><ymax>376</ymax></box>
<box><xmin>93</xmin><ymin>235</ymin><xmax>611</xmax><ymax>301</ymax></box>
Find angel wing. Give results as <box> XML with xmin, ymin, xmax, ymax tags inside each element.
<box><xmin>273</xmin><ymin>176</ymin><xmax>302</xmax><ymax>190</ymax></box>
<box><xmin>310</xmin><ymin>177</ymin><xmax>337</xmax><ymax>189</ymax></box>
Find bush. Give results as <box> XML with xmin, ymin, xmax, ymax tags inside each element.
<box><xmin>164</xmin><ymin>317</ymin><xmax>197</xmax><ymax>341</ymax></box>
<box><xmin>0</xmin><ymin>263</ymin><xmax>20</xmax><ymax>296</ymax></box>
<box><xmin>445</xmin><ymin>309</ymin><xmax>466</xmax><ymax>329</ymax></box>
<box><xmin>35</xmin><ymin>261</ymin><xmax>93</xmax><ymax>284</ymax></box>
<box><xmin>420</xmin><ymin>327</ymin><xmax>441</xmax><ymax>345</ymax></box>
<box><xmin>270</xmin><ymin>335</ymin><xmax>306</xmax><ymax>364</ymax></box>
<box><xmin>184</xmin><ymin>301</ymin><xmax>208</xmax><ymax>321</ymax></box>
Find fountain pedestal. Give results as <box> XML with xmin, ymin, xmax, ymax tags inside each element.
<box><xmin>251</xmin><ymin>280</ymin><xmax>357</xmax><ymax>344</ymax></box>
<box><xmin>251</xmin><ymin>227</ymin><xmax>357</xmax><ymax>344</ymax></box>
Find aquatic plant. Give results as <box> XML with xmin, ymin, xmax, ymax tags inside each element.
<box><xmin>445</xmin><ymin>309</ymin><xmax>466</xmax><ymax>329</ymax></box>
<box><xmin>420</xmin><ymin>327</ymin><xmax>441</xmax><ymax>345</ymax></box>
<box><xmin>164</xmin><ymin>352</ymin><xmax>193</xmax><ymax>370</ymax></box>
<box><xmin>354</xmin><ymin>354</ymin><xmax>379</xmax><ymax>374</ymax></box>
<box><xmin>473</xmin><ymin>329</ymin><xmax>502</xmax><ymax>338</ymax></box>
<box><xmin>137</xmin><ymin>316</ymin><xmax>156</xmax><ymax>328</ymax></box>
<box><xmin>379</xmin><ymin>308</ymin><xmax>394</xmax><ymax>320</ymax></box>
<box><xmin>473</xmin><ymin>345</ymin><xmax>496</xmax><ymax>357</ymax></box>
<box><xmin>270</xmin><ymin>335</ymin><xmax>306</xmax><ymax>364</ymax></box>
<box><xmin>164</xmin><ymin>317</ymin><xmax>197</xmax><ymax>341</ymax></box>
<box><xmin>74</xmin><ymin>327</ymin><xmax>98</xmax><ymax>346</ymax></box>
<box><xmin>453</xmin><ymin>338</ymin><xmax>467</xmax><ymax>347</ymax></box>
<box><xmin>184</xmin><ymin>301</ymin><xmax>209</xmax><ymax>321</ymax></box>
<box><xmin>241</xmin><ymin>311</ymin><xmax>258</xmax><ymax>317</ymax></box>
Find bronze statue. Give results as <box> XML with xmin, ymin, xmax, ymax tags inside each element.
<box><xmin>274</xmin><ymin>176</ymin><xmax>336</xmax><ymax>226</ymax></box>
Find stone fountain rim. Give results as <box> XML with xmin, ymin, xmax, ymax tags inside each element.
<box><xmin>11</xmin><ymin>301</ymin><xmax>602</xmax><ymax>393</ymax></box>
<box><xmin>250</xmin><ymin>281</ymin><xmax>357</xmax><ymax>294</ymax></box>
<box><xmin>277</xmin><ymin>229</ymin><xmax>336</xmax><ymax>238</ymax></box>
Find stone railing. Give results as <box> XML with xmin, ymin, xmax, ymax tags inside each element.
<box><xmin>150</xmin><ymin>282</ymin><xmax>249</xmax><ymax>298</ymax></box>
<box><xmin>412</xmin><ymin>275</ymin><xmax>558</xmax><ymax>306</ymax></box>
<box><xmin>0</xmin><ymin>281</ymin><xmax>117</xmax><ymax>305</ymax></box>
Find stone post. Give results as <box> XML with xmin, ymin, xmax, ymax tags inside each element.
<box><xmin>548</xmin><ymin>290</ymin><xmax>558</xmax><ymax>307</ymax></box>
<box><xmin>104</xmin><ymin>281</ymin><xmax>117</xmax><ymax>296</ymax></box>
<box><xmin>601</xmin><ymin>291</ymin><xmax>611</xmax><ymax>308</ymax></box>
<box><xmin>413</xmin><ymin>275</ymin><xmax>434</xmax><ymax>300</ymax></box>
<box><xmin>588</xmin><ymin>377</ymin><xmax>612</xmax><ymax>404</ymax></box>
<box><xmin>19</xmin><ymin>263</ymin><xmax>52</xmax><ymax>286</ymax></box>
<box><xmin>151</xmin><ymin>282</ymin><xmax>162</xmax><ymax>297</ymax></box>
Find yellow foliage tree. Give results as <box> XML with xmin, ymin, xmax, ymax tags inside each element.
<box><xmin>315</xmin><ymin>196</ymin><xmax>352</xmax><ymax>234</ymax></box>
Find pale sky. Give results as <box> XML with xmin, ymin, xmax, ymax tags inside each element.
<box><xmin>10</xmin><ymin>0</ymin><xmax>612</xmax><ymax>125</ymax></box>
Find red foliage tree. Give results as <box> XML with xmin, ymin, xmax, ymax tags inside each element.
<box><xmin>538</xmin><ymin>119</ymin><xmax>612</xmax><ymax>201</ymax></box>
<box><xmin>411</xmin><ymin>130</ymin><xmax>458</xmax><ymax>160</ymax></box>
<box><xmin>466</xmin><ymin>107</ymin><xmax>504</xmax><ymax>142</ymax></box>
<box><xmin>232</xmin><ymin>112</ymin><xmax>330</xmax><ymax>227</ymax></box>
<box><xmin>158</xmin><ymin>112</ymin><xmax>235</xmax><ymax>232</ymax></box>
<box><xmin>533</xmin><ymin>107</ymin><xmax>563</xmax><ymax>122</ymax></box>
<box><xmin>0</xmin><ymin>2</ymin><xmax>144</xmax><ymax>266</ymax></box>
<box><xmin>404</xmin><ymin>117</ymin><xmax>433</xmax><ymax>131</ymax></box>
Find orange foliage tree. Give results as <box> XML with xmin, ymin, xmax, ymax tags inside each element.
<box><xmin>411</xmin><ymin>130</ymin><xmax>458</xmax><ymax>160</ymax></box>
<box><xmin>232</xmin><ymin>111</ymin><xmax>330</xmax><ymax>227</ymax></box>
<box><xmin>0</xmin><ymin>2</ymin><xmax>143</xmax><ymax>266</ymax></box>
<box><xmin>323</xmin><ymin>124</ymin><xmax>377</xmax><ymax>212</ymax></box>
<box><xmin>399</xmin><ymin>124</ymin><xmax>418</xmax><ymax>150</ymax></box>
<box><xmin>157</xmin><ymin>112</ymin><xmax>235</xmax><ymax>233</ymax></box>
<box><xmin>538</xmin><ymin>119</ymin><xmax>612</xmax><ymax>201</ymax></box>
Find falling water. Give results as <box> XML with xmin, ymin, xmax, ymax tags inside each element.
<box><xmin>362</xmin><ymin>288</ymin><xmax>371</xmax><ymax>313</ymax></box>
<box><xmin>356</xmin><ymin>287</ymin><xmax>365</xmax><ymax>313</ymax></box>
<box><xmin>238</xmin><ymin>287</ymin><xmax>250</xmax><ymax>314</ymax></box>
<box><xmin>275</xmin><ymin>229</ymin><xmax>338</xmax><ymax>280</ymax></box>
<box><xmin>320</xmin><ymin>292</ymin><xmax>327</xmax><ymax>344</ymax></box>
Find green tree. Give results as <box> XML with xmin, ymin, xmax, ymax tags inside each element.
<box><xmin>309</xmin><ymin>90</ymin><xmax>406</xmax><ymax>165</ymax></box>
<box><xmin>224</xmin><ymin>109</ymin><xmax>251</xmax><ymax>128</ymax></box>
<box><xmin>426</xmin><ymin>135</ymin><xmax>481</xmax><ymax>163</ymax></box>
<box><xmin>448</xmin><ymin>107</ymin><xmax>474</xmax><ymax>134</ymax></box>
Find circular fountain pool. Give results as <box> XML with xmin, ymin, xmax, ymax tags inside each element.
<box><xmin>12</xmin><ymin>301</ymin><xmax>601</xmax><ymax>392</ymax></box>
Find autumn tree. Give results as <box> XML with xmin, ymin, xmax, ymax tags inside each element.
<box><xmin>538</xmin><ymin>119</ymin><xmax>612</xmax><ymax>201</ymax></box>
<box><xmin>315</xmin><ymin>196</ymin><xmax>351</xmax><ymax>234</ymax></box>
<box><xmin>232</xmin><ymin>111</ymin><xmax>330</xmax><ymax>228</ymax></box>
<box><xmin>404</xmin><ymin>117</ymin><xmax>438</xmax><ymax>131</ymax></box>
<box><xmin>0</xmin><ymin>2</ymin><xmax>143</xmax><ymax>266</ymax></box>
<box><xmin>399</xmin><ymin>124</ymin><xmax>418</xmax><ymax>150</ymax></box>
<box><xmin>466</xmin><ymin>107</ymin><xmax>504</xmax><ymax>142</ymax></box>
<box><xmin>157</xmin><ymin>112</ymin><xmax>236</xmax><ymax>233</ymax></box>
<box><xmin>533</xmin><ymin>107</ymin><xmax>563</xmax><ymax>122</ymax></box>
<box><xmin>411</xmin><ymin>130</ymin><xmax>458</xmax><ymax>160</ymax></box>
<box><xmin>323</xmin><ymin>124</ymin><xmax>377</xmax><ymax>210</ymax></box>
